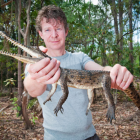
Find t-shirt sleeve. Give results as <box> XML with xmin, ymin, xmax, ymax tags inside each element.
<box><xmin>81</xmin><ymin>52</ymin><xmax>94</xmax><ymax>69</ymax></box>
<box><xmin>24</xmin><ymin>64</ymin><xmax>30</xmax><ymax>77</ymax></box>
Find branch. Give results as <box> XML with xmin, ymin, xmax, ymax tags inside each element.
<box><xmin>117</xmin><ymin>28</ymin><xmax>140</xmax><ymax>45</ymax></box>
<box><xmin>1</xmin><ymin>0</ymin><xmax>13</xmax><ymax>7</ymax></box>
<box><xmin>18</xmin><ymin>0</ymin><xmax>25</xmax><ymax>37</ymax></box>
<box><xmin>25</xmin><ymin>0</ymin><xmax>31</xmax><ymax>38</ymax></box>
<box><xmin>0</xmin><ymin>104</ymin><xmax>12</xmax><ymax>113</ymax></box>
<box><xmin>93</xmin><ymin>16</ymin><xmax>110</xmax><ymax>36</ymax></box>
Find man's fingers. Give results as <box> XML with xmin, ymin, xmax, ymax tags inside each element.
<box><xmin>43</xmin><ymin>68</ymin><xmax>61</xmax><ymax>85</ymax></box>
<box><xmin>37</xmin><ymin>60</ymin><xmax>60</xmax><ymax>83</ymax></box>
<box><xmin>122</xmin><ymin>74</ymin><xmax>133</xmax><ymax>90</ymax></box>
<box><xmin>39</xmin><ymin>46</ymin><xmax>48</xmax><ymax>52</ymax></box>
<box><xmin>37</xmin><ymin>58</ymin><xmax>57</xmax><ymax>77</ymax></box>
<box><xmin>110</xmin><ymin>64</ymin><xmax>120</xmax><ymax>89</ymax></box>
<box><xmin>28</xmin><ymin>58</ymin><xmax>50</xmax><ymax>74</ymax></box>
<box><xmin>116</xmin><ymin>66</ymin><xmax>127</xmax><ymax>86</ymax></box>
<box><xmin>30</xmin><ymin>58</ymin><xmax>58</xmax><ymax>80</ymax></box>
<box><xmin>118</xmin><ymin>70</ymin><xmax>129</xmax><ymax>89</ymax></box>
<box><xmin>110</xmin><ymin>64</ymin><xmax>133</xmax><ymax>90</ymax></box>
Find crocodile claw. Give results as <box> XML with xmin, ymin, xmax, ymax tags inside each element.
<box><xmin>54</xmin><ymin>106</ymin><xmax>64</xmax><ymax>116</ymax></box>
<box><xmin>43</xmin><ymin>98</ymin><xmax>52</xmax><ymax>105</ymax></box>
<box><xmin>106</xmin><ymin>105</ymin><xmax>115</xmax><ymax>124</ymax></box>
<box><xmin>86</xmin><ymin>109</ymin><xmax>89</xmax><ymax>115</ymax></box>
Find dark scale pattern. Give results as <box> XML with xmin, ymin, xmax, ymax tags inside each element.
<box><xmin>124</xmin><ymin>83</ymin><xmax>140</xmax><ymax>109</ymax></box>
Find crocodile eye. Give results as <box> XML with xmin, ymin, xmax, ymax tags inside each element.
<box><xmin>77</xmin><ymin>80</ymin><xmax>81</xmax><ymax>83</ymax></box>
<box><xmin>70</xmin><ymin>75</ymin><xmax>74</xmax><ymax>78</ymax></box>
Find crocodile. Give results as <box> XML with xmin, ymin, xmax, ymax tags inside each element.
<box><xmin>0</xmin><ymin>31</ymin><xmax>140</xmax><ymax>124</ymax></box>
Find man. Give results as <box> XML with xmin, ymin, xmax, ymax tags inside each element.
<box><xmin>24</xmin><ymin>5</ymin><xmax>133</xmax><ymax>140</ymax></box>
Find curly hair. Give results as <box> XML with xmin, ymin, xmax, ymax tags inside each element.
<box><xmin>36</xmin><ymin>5</ymin><xmax>68</xmax><ymax>32</ymax></box>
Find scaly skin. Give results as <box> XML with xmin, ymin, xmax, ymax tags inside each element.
<box><xmin>124</xmin><ymin>83</ymin><xmax>140</xmax><ymax>109</ymax></box>
<box><xmin>0</xmin><ymin>31</ymin><xmax>140</xmax><ymax>124</ymax></box>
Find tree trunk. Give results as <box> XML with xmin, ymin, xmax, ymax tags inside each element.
<box><xmin>119</xmin><ymin>0</ymin><xmax>123</xmax><ymax>60</ymax></box>
<box><xmin>102</xmin><ymin>43</ymin><xmax>107</xmax><ymax>66</ymax></box>
<box><xmin>89</xmin><ymin>39</ymin><xmax>94</xmax><ymax>58</ymax></box>
<box><xmin>0</xmin><ymin>62</ymin><xmax>3</xmax><ymax>92</ymax></box>
<box><xmin>18</xmin><ymin>0</ymin><xmax>32</xmax><ymax>129</ymax></box>
<box><xmin>15</xmin><ymin>0</ymin><xmax>23</xmax><ymax>117</ymax></box>
<box><xmin>108</xmin><ymin>0</ymin><xmax>120</xmax><ymax>61</ymax></box>
<box><xmin>22</xmin><ymin>90</ymin><xmax>32</xmax><ymax>129</ymax></box>
<box><xmin>128</xmin><ymin>0</ymin><xmax>133</xmax><ymax>74</ymax></box>
<box><xmin>17</xmin><ymin>29</ymin><xmax>23</xmax><ymax>116</ymax></box>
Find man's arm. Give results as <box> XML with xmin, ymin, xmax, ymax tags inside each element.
<box><xmin>24</xmin><ymin>57</ymin><xmax>60</xmax><ymax>97</ymax></box>
<box><xmin>24</xmin><ymin>74</ymin><xmax>47</xmax><ymax>97</ymax></box>
<box><xmin>85</xmin><ymin>61</ymin><xmax>133</xmax><ymax>90</ymax></box>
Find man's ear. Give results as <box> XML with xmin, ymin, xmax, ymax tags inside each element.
<box><xmin>38</xmin><ymin>31</ymin><xmax>44</xmax><ymax>39</ymax></box>
<box><xmin>65</xmin><ymin>28</ymin><xmax>68</xmax><ymax>37</ymax></box>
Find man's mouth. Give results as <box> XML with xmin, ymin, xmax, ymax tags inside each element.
<box><xmin>50</xmin><ymin>41</ymin><xmax>59</xmax><ymax>43</ymax></box>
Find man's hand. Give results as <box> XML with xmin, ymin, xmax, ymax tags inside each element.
<box><xmin>85</xmin><ymin>61</ymin><xmax>133</xmax><ymax>91</ymax></box>
<box><xmin>24</xmin><ymin>46</ymin><xmax>61</xmax><ymax>97</ymax></box>
<box><xmin>109</xmin><ymin>64</ymin><xmax>133</xmax><ymax>90</ymax></box>
<box><xmin>28</xmin><ymin>46</ymin><xmax>60</xmax><ymax>85</ymax></box>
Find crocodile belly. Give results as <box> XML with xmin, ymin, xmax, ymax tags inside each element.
<box><xmin>67</xmin><ymin>81</ymin><xmax>102</xmax><ymax>89</ymax></box>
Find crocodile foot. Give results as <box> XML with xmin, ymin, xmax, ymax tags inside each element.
<box><xmin>106</xmin><ymin>105</ymin><xmax>115</xmax><ymax>124</ymax></box>
<box><xmin>54</xmin><ymin>106</ymin><xmax>64</xmax><ymax>116</ymax></box>
<box><xmin>86</xmin><ymin>109</ymin><xmax>89</xmax><ymax>115</ymax></box>
<box><xmin>43</xmin><ymin>98</ymin><xmax>52</xmax><ymax>105</ymax></box>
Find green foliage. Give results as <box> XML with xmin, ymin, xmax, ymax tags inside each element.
<box><xmin>21</xmin><ymin>73</ymin><xmax>25</xmax><ymax>80</ymax></box>
<box><xmin>4</xmin><ymin>78</ymin><xmax>16</xmax><ymax>87</ymax></box>
<box><xmin>27</xmin><ymin>98</ymin><xmax>37</xmax><ymax>109</ymax></box>
<box><xmin>126</xmin><ymin>97</ymin><xmax>132</xmax><ymax>102</ymax></box>
<box><xmin>10</xmin><ymin>97</ymin><xmax>21</xmax><ymax>117</ymax></box>
<box><xmin>30</xmin><ymin>112</ymin><xmax>38</xmax><ymax>125</ymax></box>
<box><xmin>0</xmin><ymin>0</ymin><xmax>140</xmax><ymax>88</ymax></box>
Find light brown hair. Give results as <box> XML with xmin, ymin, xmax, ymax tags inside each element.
<box><xmin>36</xmin><ymin>5</ymin><xmax>68</xmax><ymax>32</ymax></box>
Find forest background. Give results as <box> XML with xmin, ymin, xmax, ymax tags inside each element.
<box><xmin>0</xmin><ymin>0</ymin><xmax>140</xmax><ymax>139</ymax></box>
<box><xmin>0</xmin><ymin>0</ymin><xmax>140</xmax><ymax>93</ymax></box>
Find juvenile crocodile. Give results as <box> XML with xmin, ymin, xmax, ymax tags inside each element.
<box><xmin>0</xmin><ymin>31</ymin><xmax>140</xmax><ymax>124</ymax></box>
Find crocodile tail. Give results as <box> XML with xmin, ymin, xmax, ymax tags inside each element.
<box><xmin>124</xmin><ymin>83</ymin><xmax>140</xmax><ymax>109</ymax></box>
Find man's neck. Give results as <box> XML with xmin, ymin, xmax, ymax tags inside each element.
<box><xmin>46</xmin><ymin>48</ymin><xmax>66</xmax><ymax>57</ymax></box>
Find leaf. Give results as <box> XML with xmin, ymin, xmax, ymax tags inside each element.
<box><xmin>16</xmin><ymin>112</ymin><xmax>19</xmax><ymax>117</ymax></box>
<box><xmin>5</xmin><ymin>82</ymin><xmax>10</xmax><ymax>86</ymax></box>
<box><xmin>104</xmin><ymin>136</ymin><xmax>108</xmax><ymax>139</ymax></box>
<box><xmin>17</xmin><ymin>106</ymin><xmax>21</xmax><ymax>111</ymax></box>
<box><xmin>35</xmin><ymin>117</ymin><xmax>38</xmax><ymax>120</ymax></box>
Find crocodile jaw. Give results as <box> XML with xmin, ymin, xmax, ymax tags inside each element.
<box><xmin>0</xmin><ymin>31</ymin><xmax>43</xmax><ymax>58</ymax></box>
<box><xmin>0</xmin><ymin>50</ymin><xmax>42</xmax><ymax>64</ymax></box>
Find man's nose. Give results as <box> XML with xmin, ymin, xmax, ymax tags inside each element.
<box><xmin>51</xmin><ymin>30</ymin><xmax>58</xmax><ymax>38</ymax></box>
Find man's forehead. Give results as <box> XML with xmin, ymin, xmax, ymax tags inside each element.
<box><xmin>41</xmin><ymin>18</ymin><xmax>63</xmax><ymax>27</ymax></box>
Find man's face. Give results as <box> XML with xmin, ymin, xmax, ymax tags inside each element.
<box><xmin>39</xmin><ymin>18</ymin><xmax>68</xmax><ymax>51</ymax></box>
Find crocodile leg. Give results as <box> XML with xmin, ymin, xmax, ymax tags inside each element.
<box><xmin>124</xmin><ymin>83</ymin><xmax>140</xmax><ymax>109</ymax></box>
<box><xmin>54</xmin><ymin>75</ymin><xmax>69</xmax><ymax>116</ymax></box>
<box><xmin>102</xmin><ymin>75</ymin><xmax>115</xmax><ymax>124</ymax></box>
<box><xmin>43</xmin><ymin>83</ymin><xmax>57</xmax><ymax>104</ymax></box>
<box><xmin>86</xmin><ymin>89</ymin><xmax>94</xmax><ymax>115</ymax></box>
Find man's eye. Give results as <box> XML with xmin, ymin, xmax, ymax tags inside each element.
<box><xmin>57</xmin><ymin>28</ymin><xmax>61</xmax><ymax>30</ymax></box>
<box><xmin>46</xmin><ymin>29</ymin><xmax>50</xmax><ymax>31</ymax></box>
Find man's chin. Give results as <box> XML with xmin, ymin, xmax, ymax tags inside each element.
<box><xmin>50</xmin><ymin>46</ymin><xmax>64</xmax><ymax>50</ymax></box>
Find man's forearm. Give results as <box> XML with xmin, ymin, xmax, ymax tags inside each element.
<box><xmin>24</xmin><ymin>74</ymin><xmax>47</xmax><ymax>97</ymax></box>
<box><xmin>102</xmin><ymin>66</ymin><xmax>112</xmax><ymax>71</ymax></box>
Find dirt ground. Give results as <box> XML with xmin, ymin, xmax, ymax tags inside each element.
<box><xmin>0</xmin><ymin>95</ymin><xmax>140</xmax><ymax>140</ymax></box>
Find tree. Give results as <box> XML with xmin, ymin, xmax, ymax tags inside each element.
<box><xmin>17</xmin><ymin>0</ymin><xmax>32</xmax><ymax>129</ymax></box>
<box><xmin>4</xmin><ymin>78</ymin><xmax>16</xmax><ymax>98</ymax></box>
<box><xmin>14</xmin><ymin>0</ymin><xmax>23</xmax><ymax>118</ymax></box>
<box><xmin>128</xmin><ymin>0</ymin><xmax>133</xmax><ymax>73</ymax></box>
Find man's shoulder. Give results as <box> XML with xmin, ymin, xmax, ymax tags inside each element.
<box><xmin>67</xmin><ymin>51</ymin><xmax>86</xmax><ymax>58</ymax></box>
